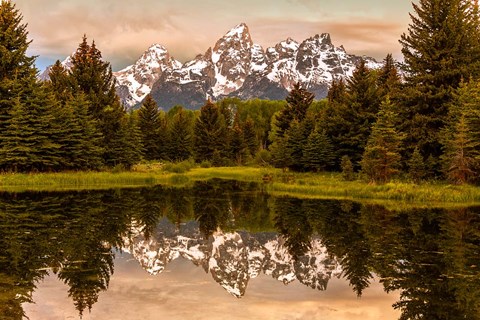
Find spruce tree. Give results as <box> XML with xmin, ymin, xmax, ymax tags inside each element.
<box><xmin>53</xmin><ymin>94</ymin><xmax>90</xmax><ymax>170</ymax></box>
<box><xmin>123</xmin><ymin>113</ymin><xmax>143</xmax><ymax>168</ymax></box>
<box><xmin>274</xmin><ymin>82</ymin><xmax>314</xmax><ymax>138</ymax></box>
<box><xmin>270</xmin><ymin>136</ymin><xmax>292</xmax><ymax>171</ymax></box>
<box><xmin>0</xmin><ymin>0</ymin><xmax>38</xmax><ymax>149</ymax></box>
<box><xmin>303</xmin><ymin>128</ymin><xmax>335</xmax><ymax>172</ymax></box>
<box><xmin>285</xmin><ymin>120</ymin><xmax>305</xmax><ymax>171</ymax></box>
<box><xmin>229</xmin><ymin>124</ymin><xmax>246</xmax><ymax>165</ymax></box>
<box><xmin>242</xmin><ymin>117</ymin><xmax>258</xmax><ymax>157</ymax></box>
<box><xmin>340</xmin><ymin>155</ymin><xmax>355</xmax><ymax>181</ymax></box>
<box><xmin>441</xmin><ymin>79</ymin><xmax>480</xmax><ymax>183</ymax></box>
<box><xmin>408</xmin><ymin>146</ymin><xmax>426</xmax><ymax>183</ymax></box>
<box><xmin>69</xmin><ymin>36</ymin><xmax>118</xmax><ymax>120</ymax></box>
<box><xmin>168</xmin><ymin>108</ymin><xmax>193</xmax><ymax>162</ymax></box>
<box><xmin>0</xmin><ymin>86</ymin><xmax>62</xmax><ymax>172</ymax></box>
<box><xmin>399</xmin><ymin>0</ymin><xmax>480</xmax><ymax>165</ymax></box>
<box><xmin>324</xmin><ymin>59</ymin><xmax>380</xmax><ymax>167</ymax></box>
<box><xmin>441</xmin><ymin>114</ymin><xmax>478</xmax><ymax>184</ymax></box>
<box><xmin>138</xmin><ymin>94</ymin><xmax>161</xmax><ymax>160</ymax></box>
<box><xmin>360</xmin><ymin>97</ymin><xmax>403</xmax><ymax>183</ymax></box>
<box><xmin>68</xmin><ymin>35</ymin><xmax>128</xmax><ymax>167</ymax></box>
<box><xmin>327</xmin><ymin>77</ymin><xmax>347</xmax><ymax>105</ymax></box>
<box><xmin>68</xmin><ymin>93</ymin><xmax>104</xmax><ymax>170</ymax></box>
<box><xmin>193</xmin><ymin>100</ymin><xmax>227</xmax><ymax>163</ymax></box>
<box><xmin>47</xmin><ymin>60</ymin><xmax>72</xmax><ymax>105</ymax></box>
<box><xmin>377</xmin><ymin>53</ymin><xmax>401</xmax><ymax>99</ymax></box>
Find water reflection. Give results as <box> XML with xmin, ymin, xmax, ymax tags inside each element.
<box><xmin>0</xmin><ymin>180</ymin><xmax>479</xmax><ymax>319</ymax></box>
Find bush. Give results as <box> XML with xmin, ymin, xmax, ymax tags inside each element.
<box><xmin>341</xmin><ymin>155</ymin><xmax>355</xmax><ymax>181</ymax></box>
<box><xmin>111</xmin><ymin>164</ymin><xmax>126</xmax><ymax>173</ymax></box>
<box><xmin>162</xmin><ymin>159</ymin><xmax>195</xmax><ymax>173</ymax></box>
<box><xmin>200</xmin><ymin>160</ymin><xmax>212</xmax><ymax>168</ymax></box>
<box><xmin>254</xmin><ymin>149</ymin><xmax>272</xmax><ymax>167</ymax></box>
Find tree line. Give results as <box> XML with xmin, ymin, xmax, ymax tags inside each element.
<box><xmin>1</xmin><ymin>0</ymin><xmax>480</xmax><ymax>184</ymax></box>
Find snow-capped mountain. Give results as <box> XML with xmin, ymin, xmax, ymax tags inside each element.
<box><xmin>113</xmin><ymin>44</ymin><xmax>182</xmax><ymax>108</ymax></box>
<box><xmin>116</xmin><ymin>23</ymin><xmax>382</xmax><ymax>110</ymax></box>
<box><xmin>122</xmin><ymin>218</ymin><xmax>341</xmax><ymax>298</ymax></box>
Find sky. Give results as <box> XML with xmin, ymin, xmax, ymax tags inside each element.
<box><xmin>24</xmin><ymin>254</ymin><xmax>401</xmax><ymax>320</ymax></box>
<box><xmin>15</xmin><ymin>0</ymin><xmax>414</xmax><ymax>72</ymax></box>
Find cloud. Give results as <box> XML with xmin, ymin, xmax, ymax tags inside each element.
<box><xmin>249</xmin><ymin>17</ymin><xmax>406</xmax><ymax>61</ymax></box>
<box><xmin>17</xmin><ymin>1</ymin><xmax>410</xmax><ymax>71</ymax></box>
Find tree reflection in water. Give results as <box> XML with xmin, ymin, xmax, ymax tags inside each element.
<box><xmin>0</xmin><ymin>180</ymin><xmax>479</xmax><ymax>319</ymax></box>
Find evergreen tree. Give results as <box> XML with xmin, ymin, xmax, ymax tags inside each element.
<box><xmin>168</xmin><ymin>108</ymin><xmax>193</xmax><ymax>162</ymax></box>
<box><xmin>408</xmin><ymin>146</ymin><xmax>426</xmax><ymax>183</ymax></box>
<box><xmin>323</xmin><ymin>59</ymin><xmax>380</xmax><ymax>168</ymax></box>
<box><xmin>285</xmin><ymin>120</ymin><xmax>305</xmax><ymax>171</ymax></box>
<box><xmin>441</xmin><ymin>115</ymin><xmax>478</xmax><ymax>184</ymax></box>
<box><xmin>47</xmin><ymin>60</ymin><xmax>72</xmax><ymax>105</ymax></box>
<box><xmin>68</xmin><ymin>35</ymin><xmax>128</xmax><ymax>167</ymax></box>
<box><xmin>270</xmin><ymin>136</ymin><xmax>293</xmax><ymax>171</ymax></box>
<box><xmin>360</xmin><ymin>97</ymin><xmax>403</xmax><ymax>183</ymax></box>
<box><xmin>377</xmin><ymin>53</ymin><xmax>401</xmax><ymax>98</ymax></box>
<box><xmin>341</xmin><ymin>155</ymin><xmax>355</xmax><ymax>181</ymax></box>
<box><xmin>103</xmin><ymin>112</ymin><xmax>132</xmax><ymax>167</ymax></box>
<box><xmin>399</xmin><ymin>0</ymin><xmax>480</xmax><ymax>165</ymax></box>
<box><xmin>69</xmin><ymin>36</ymin><xmax>118</xmax><ymax>120</ymax></box>
<box><xmin>303</xmin><ymin>128</ymin><xmax>335</xmax><ymax>172</ymax></box>
<box><xmin>123</xmin><ymin>113</ymin><xmax>143</xmax><ymax>167</ymax></box>
<box><xmin>0</xmin><ymin>85</ymin><xmax>63</xmax><ymax>172</ymax></box>
<box><xmin>327</xmin><ymin>77</ymin><xmax>347</xmax><ymax>105</ymax></box>
<box><xmin>274</xmin><ymin>82</ymin><xmax>314</xmax><ymax>138</ymax></box>
<box><xmin>138</xmin><ymin>94</ymin><xmax>161</xmax><ymax>160</ymax></box>
<box><xmin>0</xmin><ymin>0</ymin><xmax>38</xmax><ymax>150</ymax></box>
<box><xmin>53</xmin><ymin>93</ymin><xmax>103</xmax><ymax>170</ymax></box>
<box><xmin>229</xmin><ymin>124</ymin><xmax>246</xmax><ymax>165</ymax></box>
<box><xmin>242</xmin><ymin>117</ymin><xmax>258</xmax><ymax>157</ymax></box>
<box><xmin>156</xmin><ymin>112</ymin><xmax>170</xmax><ymax>160</ymax></box>
<box><xmin>193</xmin><ymin>100</ymin><xmax>227</xmax><ymax>162</ymax></box>
<box><xmin>441</xmin><ymin>79</ymin><xmax>480</xmax><ymax>183</ymax></box>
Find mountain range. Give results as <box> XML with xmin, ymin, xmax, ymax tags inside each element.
<box><xmin>122</xmin><ymin>218</ymin><xmax>342</xmax><ymax>297</ymax></box>
<box><xmin>42</xmin><ymin>23</ymin><xmax>383</xmax><ymax>110</ymax></box>
<box><xmin>114</xmin><ymin>23</ymin><xmax>382</xmax><ymax>110</ymax></box>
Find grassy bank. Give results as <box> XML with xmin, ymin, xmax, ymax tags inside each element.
<box><xmin>1</xmin><ymin>165</ymin><xmax>480</xmax><ymax>205</ymax></box>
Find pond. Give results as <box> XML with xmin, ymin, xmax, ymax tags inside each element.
<box><xmin>1</xmin><ymin>179</ymin><xmax>479</xmax><ymax>319</ymax></box>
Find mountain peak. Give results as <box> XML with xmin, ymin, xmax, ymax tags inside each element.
<box><xmin>146</xmin><ymin>43</ymin><xmax>168</xmax><ymax>53</ymax></box>
<box><xmin>310</xmin><ymin>33</ymin><xmax>332</xmax><ymax>46</ymax></box>
<box><xmin>226</xmin><ymin>23</ymin><xmax>249</xmax><ymax>37</ymax></box>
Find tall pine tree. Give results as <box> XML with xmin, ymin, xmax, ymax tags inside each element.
<box><xmin>68</xmin><ymin>35</ymin><xmax>129</xmax><ymax>166</ymax></box>
<box><xmin>399</xmin><ymin>0</ymin><xmax>480</xmax><ymax>168</ymax></box>
<box><xmin>138</xmin><ymin>94</ymin><xmax>161</xmax><ymax>160</ymax></box>
<box><xmin>0</xmin><ymin>0</ymin><xmax>38</xmax><ymax>154</ymax></box>
<box><xmin>193</xmin><ymin>100</ymin><xmax>227</xmax><ymax>162</ymax></box>
<box><xmin>441</xmin><ymin>79</ymin><xmax>480</xmax><ymax>183</ymax></box>
<box><xmin>323</xmin><ymin>59</ymin><xmax>380</xmax><ymax>168</ymax></box>
<box><xmin>274</xmin><ymin>82</ymin><xmax>314</xmax><ymax>138</ymax></box>
<box><xmin>360</xmin><ymin>97</ymin><xmax>403</xmax><ymax>183</ymax></box>
<box><xmin>168</xmin><ymin>107</ymin><xmax>193</xmax><ymax>162</ymax></box>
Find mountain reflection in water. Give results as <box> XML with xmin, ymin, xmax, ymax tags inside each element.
<box><xmin>0</xmin><ymin>179</ymin><xmax>479</xmax><ymax>319</ymax></box>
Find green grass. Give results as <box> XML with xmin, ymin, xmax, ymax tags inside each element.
<box><xmin>1</xmin><ymin>165</ymin><xmax>480</xmax><ymax>207</ymax></box>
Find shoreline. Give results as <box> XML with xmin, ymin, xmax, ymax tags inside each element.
<box><xmin>1</xmin><ymin>166</ymin><xmax>479</xmax><ymax>207</ymax></box>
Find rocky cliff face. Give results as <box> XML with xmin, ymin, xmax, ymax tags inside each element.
<box><xmin>122</xmin><ymin>218</ymin><xmax>342</xmax><ymax>298</ymax></box>
<box><xmin>115</xmin><ymin>23</ymin><xmax>382</xmax><ymax>110</ymax></box>
<box><xmin>113</xmin><ymin>44</ymin><xmax>182</xmax><ymax>108</ymax></box>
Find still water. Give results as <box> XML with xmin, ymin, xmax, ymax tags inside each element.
<box><xmin>1</xmin><ymin>179</ymin><xmax>479</xmax><ymax>319</ymax></box>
